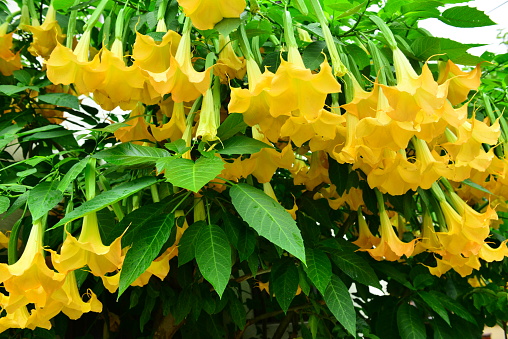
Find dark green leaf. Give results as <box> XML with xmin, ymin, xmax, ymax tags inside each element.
<box><xmin>0</xmin><ymin>196</ymin><xmax>10</xmax><ymax>214</ymax></box>
<box><xmin>178</xmin><ymin>221</ymin><xmax>205</xmax><ymax>266</ymax></box>
<box><xmin>330</xmin><ymin>249</ymin><xmax>381</xmax><ymax>289</ymax></box>
<box><xmin>272</xmin><ymin>262</ymin><xmax>299</xmax><ymax>313</ymax></box>
<box><xmin>158</xmin><ymin>156</ymin><xmax>224</xmax><ymax>193</ymax></box>
<box><xmin>118</xmin><ymin>213</ymin><xmax>174</xmax><ymax>297</ymax></box>
<box><xmin>230</xmin><ymin>183</ymin><xmax>306</xmax><ymax>263</ymax></box>
<box><xmin>217</xmin><ymin>136</ymin><xmax>271</xmax><ymax>155</ymax></box>
<box><xmin>324</xmin><ymin>275</ymin><xmax>356</xmax><ymax>336</ymax></box>
<box><xmin>217</xmin><ymin>113</ymin><xmax>248</xmax><ymax>140</ymax></box>
<box><xmin>51</xmin><ymin>177</ymin><xmax>158</xmax><ymax>229</ymax></box>
<box><xmin>195</xmin><ymin>224</ymin><xmax>231</xmax><ymax>298</ymax></box>
<box><xmin>37</xmin><ymin>93</ymin><xmax>80</xmax><ymax>110</ymax></box>
<box><xmin>418</xmin><ymin>291</ymin><xmax>450</xmax><ymax>325</ymax></box>
<box><xmin>397</xmin><ymin>303</ymin><xmax>426</xmax><ymax>339</ymax></box>
<box><xmin>94</xmin><ymin>143</ymin><xmax>171</xmax><ymax>168</ymax></box>
<box><xmin>303</xmin><ymin>248</ymin><xmax>332</xmax><ymax>295</ymax></box>
<box><xmin>302</xmin><ymin>41</ymin><xmax>326</xmax><ymax>70</ymax></box>
<box><xmin>28</xmin><ymin>181</ymin><xmax>63</xmax><ymax>221</ymax></box>
<box><xmin>440</xmin><ymin>6</ymin><xmax>496</xmax><ymax>28</ymax></box>
<box><xmin>57</xmin><ymin>158</ymin><xmax>88</xmax><ymax>192</ymax></box>
<box><xmin>435</xmin><ymin>292</ymin><xmax>477</xmax><ymax>325</ymax></box>
<box><xmin>237</xmin><ymin>225</ymin><xmax>256</xmax><ymax>261</ymax></box>
<box><xmin>461</xmin><ymin>179</ymin><xmax>493</xmax><ymax>195</ymax></box>
<box><xmin>229</xmin><ymin>296</ymin><xmax>246</xmax><ymax>329</ymax></box>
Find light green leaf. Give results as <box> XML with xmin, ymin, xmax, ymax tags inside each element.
<box><xmin>0</xmin><ymin>196</ymin><xmax>10</xmax><ymax>214</ymax></box>
<box><xmin>0</xmin><ymin>85</ymin><xmax>36</xmax><ymax>96</ymax></box>
<box><xmin>57</xmin><ymin>158</ymin><xmax>88</xmax><ymax>192</ymax></box>
<box><xmin>418</xmin><ymin>291</ymin><xmax>450</xmax><ymax>326</ymax></box>
<box><xmin>28</xmin><ymin>181</ymin><xmax>63</xmax><ymax>221</ymax></box>
<box><xmin>230</xmin><ymin>183</ymin><xmax>305</xmax><ymax>263</ymax></box>
<box><xmin>158</xmin><ymin>156</ymin><xmax>224</xmax><ymax>193</ymax></box>
<box><xmin>462</xmin><ymin>179</ymin><xmax>493</xmax><ymax>195</ymax></box>
<box><xmin>304</xmin><ymin>248</ymin><xmax>332</xmax><ymax>295</ymax></box>
<box><xmin>196</xmin><ymin>224</ymin><xmax>231</xmax><ymax>298</ymax></box>
<box><xmin>178</xmin><ymin>221</ymin><xmax>205</xmax><ymax>266</ymax></box>
<box><xmin>272</xmin><ymin>262</ymin><xmax>299</xmax><ymax>313</ymax></box>
<box><xmin>397</xmin><ymin>303</ymin><xmax>426</xmax><ymax>339</ymax></box>
<box><xmin>217</xmin><ymin>136</ymin><xmax>271</xmax><ymax>155</ymax></box>
<box><xmin>329</xmin><ymin>249</ymin><xmax>381</xmax><ymax>289</ymax></box>
<box><xmin>324</xmin><ymin>275</ymin><xmax>356</xmax><ymax>336</ymax></box>
<box><xmin>94</xmin><ymin>143</ymin><xmax>171</xmax><ymax>168</ymax></box>
<box><xmin>214</xmin><ymin>17</ymin><xmax>241</xmax><ymax>36</ymax></box>
<box><xmin>51</xmin><ymin>177</ymin><xmax>158</xmax><ymax>229</ymax></box>
<box><xmin>37</xmin><ymin>93</ymin><xmax>80</xmax><ymax>110</ymax></box>
<box><xmin>118</xmin><ymin>213</ymin><xmax>174</xmax><ymax>297</ymax></box>
<box><xmin>440</xmin><ymin>6</ymin><xmax>496</xmax><ymax>28</ymax></box>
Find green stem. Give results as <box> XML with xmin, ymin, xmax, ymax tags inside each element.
<box><xmin>157</xmin><ymin>0</ymin><xmax>169</xmax><ymax>20</ymax></box>
<box><xmin>369</xmin><ymin>15</ymin><xmax>397</xmax><ymax>50</ymax></box>
<box><xmin>83</xmin><ymin>0</ymin><xmax>111</xmax><ymax>32</ymax></box>
<box><xmin>374</xmin><ymin>188</ymin><xmax>385</xmax><ymax>213</ymax></box>
<box><xmin>7</xmin><ymin>204</ymin><xmax>27</xmax><ymax>265</ymax></box>
<box><xmin>239</xmin><ymin>24</ymin><xmax>255</xmax><ymax>60</ymax></box>
<box><xmin>84</xmin><ymin>158</ymin><xmax>97</xmax><ymax>201</ymax></box>
<box><xmin>430</xmin><ymin>182</ymin><xmax>446</xmax><ymax>203</ymax></box>
<box><xmin>26</xmin><ymin>0</ymin><xmax>40</xmax><ymax>26</ymax></box>
<box><xmin>115</xmin><ymin>7</ymin><xmax>125</xmax><ymax>40</ymax></box>
<box><xmin>66</xmin><ymin>0</ymin><xmax>81</xmax><ymax>48</ymax></box>
<box><xmin>98</xmin><ymin>174</ymin><xmax>125</xmax><ymax>220</ymax></box>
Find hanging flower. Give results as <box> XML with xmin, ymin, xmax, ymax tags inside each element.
<box><xmin>25</xmin><ymin>3</ymin><xmax>65</xmax><ymax>59</ymax></box>
<box><xmin>437</xmin><ymin>60</ymin><xmax>481</xmax><ymax>105</ymax></box>
<box><xmin>214</xmin><ymin>34</ymin><xmax>246</xmax><ymax>83</ymax></box>
<box><xmin>0</xmin><ymin>22</ymin><xmax>22</xmax><ymax>76</ymax></box>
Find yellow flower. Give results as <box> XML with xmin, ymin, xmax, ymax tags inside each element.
<box><xmin>0</xmin><ymin>219</ymin><xmax>65</xmax><ymax>312</ymax></box>
<box><xmin>413</xmin><ymin>211</ymin><xmax>441</xmax><ymax>255</ymax></box>
<box><xmin>364</xmin><ymin>207</ymin><xmax>417</xmax><ymax>261</ymax></box>
<box><xmin>195</xmin><ymin>86</ymin><xmax>220</xmax><ymax>142</ymax></box>
<box><xmin>25</xmin><ymin>4</ymin><xmax>65</xmax><ymax>59</ymax></box>
<box><xmin>214</xmin><ymin>34</ymin><xmax>246</xmax><ymax>83</ymax></box>
<box><xmin>352</xmin><ymin>210</ymin><xmax>381</xmax><ymax>250</ymax></box>
<box><xmin>151</xmin><ymin>100</ymin><xmax>187</xmax><ymax>142</ymax></box>
<box><xmin>146</xmin><ymin>19</ymin><xmax>212</xmax><ymax>103</ymax></box>
<box><xmin>114</xmin><ymin>103</ymin><xmax>157</xmax><ymax>144</ymax></box>
<box><xmin>177</xmin><ymin>0</ymin><xmax>246</xmax><ymax>30</ymax></box>
<box><xmin>437</xmin><ymin>60</ymin><xmax>481</xmax><ymax>105</ymax></box>
<box><xmin>246</xmin><ymin>144</ymin><xmax>295</xmax><ymax>183</ymax></box>
<box><xmin>50</xmin><ymin>212</ymin><xmax>124</xmax><ymax>277</ymax></box>
<box><xmin>132</xmin><ymin>31</ymin><xmax>181</xmax><ymax>74</ymax></box>
<box><xmin>0</xmin><ymin>23</ymin><xmax>22</xmax><ymax>76</ymax></box>
<box><xmin>46</xmin><ymin>30</ymin><xmax>106</xmax><ymax>94</ymax></box>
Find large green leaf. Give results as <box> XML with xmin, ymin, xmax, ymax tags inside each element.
<box><xmin>51</xmin><ymin>177</ymin><xmax>158</xmax><ymax>229</ymax></box>
<box><xmin>94</xmin><ymin>143</ymin><xmax>171</xmax><ymax>168</ymax></box>
<box><xmin>157</xmin><ymin>156</ymin><xmax>224</xmax><ymax>192</ymax></box>
<box><xmin>418</xmin><ymin>291</ymin><xmax>450</xmax><ymax>325</ymax></box>
<box><xmin>324</xmin><ymin>275</ymin><xmax>356</xmax><ymax>336</ymax></box>
<box><xmin>237</xmin><ymin>225</ymin><xmax>256</xmax><ymax>261</ymax></box>
<box><xmin>329</xmin><ymin>249</ymin><xmax>381</xmax><ymax>289</ymax></box>
<box><xmin>303</xmin><ymin>248</ymin><xmax>332</xmax><ymax>295</ymax></box>
<box><xmin>118</xmin><ymin>213</ymin><xmax>174</xmax><ymax>297</ymax></box>
<box><xmin>230</xmin><ymin>183</ymin><xmax>305</xmax><ymax>263</ymax></box>
<box><xmin>272</xmin><ymin>262</ymin><xmax>299</xmax><ymax>313</ymax></box>
<box><xmin>57</xmin><ymin>158</ymin><xmax>88</xmax><ymax>192</ymax></box>
<box><xmin>397</xmin><ymin>303</ymin><xmax>426</xmax><ymax>339</ymax></box>
<box><xmin>217</xmin><ymin>136</ymin><xmax>271</xmax><ymax>155</ymax></box>
<box><xmin>216</xmin><ymin>113</ymin><xmax>247</xmax><ymax>140</ymax></box>
<box><xmin>439</xmin><ymin>6</ymin><xmax>496</xmax><ymax>28</ymax></box>
<box><xmin>28</xmin><ymin>181</ymin><xmax>63</xmax><ymax>221</ymax></box>
<box><xmin>0</xmin><ymin>196</ymin><xmax>10</xmax><ymax>214</ymax></box>
<box><xmin>37</xmin><ymin>93</ymin><xmax>80</xmax><ymax>110</ymax></box>
<box><xmin>195</xmin><ymin>224</ymin><xmax>231</xmax><ymax>298</ymax></box>
<box><xmin>434</xmin><ymin>292</ymin><xmax>477</xmax><ymax>325</ymax></box>
<box><xmin>178</xmin><ymin>221</ymin><xmax>205</xmax><ymax>266</ymax></box>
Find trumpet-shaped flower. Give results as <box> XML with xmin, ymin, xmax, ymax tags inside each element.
<box><xmin>195</xmin><ymin>86</ymin><xmax>220</xmax><ymax>142</ymax></box>
<box><xmin>50</xmin><ymin>211</ymin><xmax>124</xmax><ymax>277</ymax></box>
<box><xmin>151</xmin><ymin>100</ymin><xmax>187</xmax><ymax>142</ymax></box>
<box><xmin>177</xmin><ymin>0</ymin><xmax>246</xmax><ymax>30</ymax></box>
<box><xmin>0</xmin><ymin>219</ymin><xmax>65</xmax><ymax>312</ymax></box>
<box><xmin>437</xmin><ymin>60</ymin><xmax>481</xmax><ymax>105</ymax></box>
<box><xmin>114</xmin><ymin>104</ymin><xmax>157</xmax><ymax>144</ymax></box>
<box><xmin>25</xmin><ymin>4</ymin><xmax>64</xmax><ymax>59</ymax></box>
<box><xmin>132</xmin><ymin>31</ymin><xmax>181</xmax><ymax>74</ymax></box>
<box><xmin>215</xmin><ymin>34</ymin><xmax>246</xmax><ymax>83</ymax></box>
<box><xmin>353</xmin><ymin>210</ymin><xmax>381</xmax><ymax>249</ymax></box>
<box><xmin>0</xmin><ymin>23</ymin><xmax>22</xmax><ymax>76</ymax></box>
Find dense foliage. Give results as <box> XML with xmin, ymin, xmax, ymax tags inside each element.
<box><xmin>1</xmin><ymin>0</ymin><xmax>508</xmax><ymax>338</ymax></box>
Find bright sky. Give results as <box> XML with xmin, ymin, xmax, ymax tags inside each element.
<box><xmin>419</xmin><ymin>0</ymin><xmax>508</xmax><ymax>56</ymax></box>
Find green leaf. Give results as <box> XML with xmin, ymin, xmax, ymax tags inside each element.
<box><xmin>229</xmin><ymin>296</ymin><xmax>246</xmax><ymax>329</ymax></box>
<box><xmin>0</xmin><ymin>85</ymin><xmax>36</xmax><ymax>96</ymax></box>
<box><xmin>329</xmin><ymin>249</ymin><xmax>382</xmax><ymax>289</ymax></box>
<box><xmin>94</xmin><ymin>143</ymin><xmax>171</xmax><ymax>168</ymax></box>
<box><xmin>217</xmin><ymin>113</ymin><xmax>248</xmax><ymax>140</ymax></box>
<box><xmin>237</xmin><ymin>225</ymin><xmax>256</xmax><ymax>261</ymax></box>
<box><xmin>461</xmin><ymin>179</ymin><xmax>492</xmax><ymax>195</ymax></box>
<box><xmin>214</xmin><ymin>17</ymin><xmax>241</xmax><ymax>36</ymax></box>
<box><xmin>397</xmin><ymin>303</ymin><xmax>426</xmax><ymax>339</ymax></box>
<box><xmin>272</xmin><ymin>262</ymin><xmax>299</xmax><ymax>313</ymax></box>
<box><xmin>432</xmin><ymin>317</ymin><xmax>454</xmax><ymax>339</ymax></box>
<box><xmin>28</xmin><ymin>181</ymin><xmax>63</xmax><ymax>221</ymax></box>
<box><xmin>118</xmin><ymin>213</ymin><xmax>174</xmax><ymax>297</ymax></box>
<box><xmin>0</xmin><ymin>196</ymin><xmax>10</xmax><ymax>214</ymax></box>
<box><xmin>302</xmin><ymin>41</ymin><xmax>326</xmax><ymax>70</ymax></box>
<box><xmin>37</xmin><ymin>93</ymin><xmax>80</xmax><ymax>110</ymax></box>
<box><xmin>217</xmin><ymin>136</ymin><xmax>271</xmax><ymax>155</ymax></box>
<box><xmin>303</xmin><ymin>248</ymin><xmax>332</xmax><ymax>295</ymax></box>
<box><xmin>324</xmin><ymin>275</ymin><xmax>356</xmax><ymax>336</ymax></box>
<box><xmin>418</xmin><ymin>291</ymin><xmax>450</xmax><ymax>326</ymax></box>
<box><xmin>51</xmin><ymin>177</ymin><xmax>158</xmax><ymax>229</ymax></box>
<box><xmin>230</xmin><ymin>183</ymin><xmax>306</xmax><ymax>263</ymax></box>
<box><xmin>440</xmin><ymin>6</ymin><xmax>496</xmax><ymax>28</ymax></box>
<box><xmin>435</xmin><ymin>292</ymin><xmax>477</xmax><ymax>325</ymax></box>
<box><xmin>178</xmin><ymin>221</ymin><xmax>205</xmax><ymax>266</ymax></box>
<box><xmin>57</xmin><ymin>158</ymin><xmax>88</xmax><ymax>192</ymax></box>
<box><xmin>158</xmin><ymin>156</ymin><xmax>224</xmax><ymax>193</ymax></box>
<box><xmin>195</xmin><ymin>224</ymin><xmax>231</xmax><ymax>298</ymax></box>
